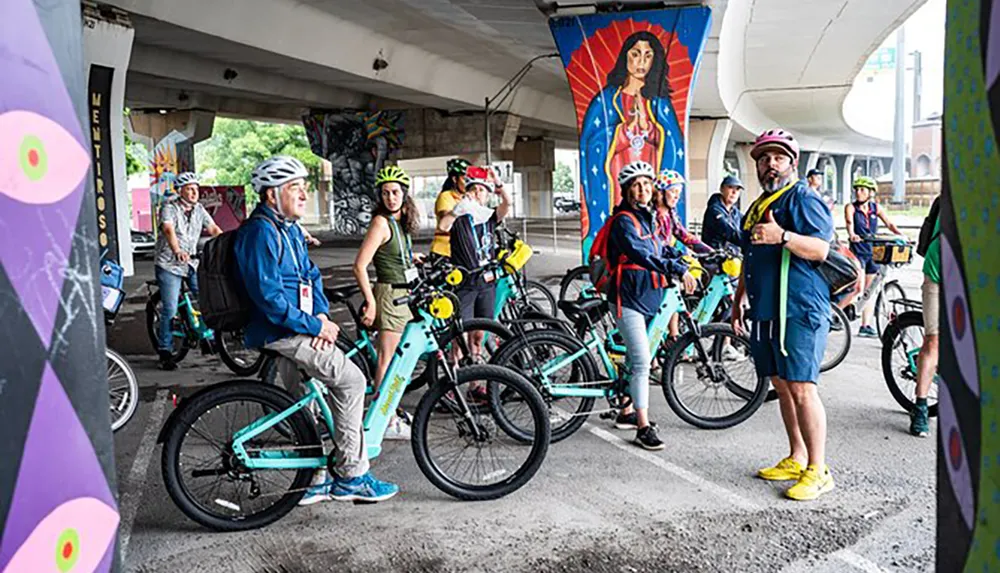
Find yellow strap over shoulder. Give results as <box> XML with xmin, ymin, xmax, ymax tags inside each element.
<box><xmin>742</xmin><ymin>180</ymin><xmax>797</xmax><ymax>231</ymax></box>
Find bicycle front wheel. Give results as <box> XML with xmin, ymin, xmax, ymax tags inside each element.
<box><xmin>161</xmin><ymin>381</ymin><xmax>322</xmax><ymax>531</ymax></box>
<box><xmin>821</xmin><ymin>303</ymin><xmax>852</xmax><ymax>373</ymax></box>
<box><xmin>558</xmin><ymin>265</ymin><xmax>592</xmax><ymax>307</ymax></box>
<box><xmin>660</xmin><ymin>324</ymin><xmax>766</xmax><ymax>429</ymax></box>
<box><xmin>107</xmin><ymin>348</ymin><xmax>139</xmax><ymax>432</ymax></box>
<box><xmin>524</xmin><ymin>279</ymin><xmax>557</xmax><ymax>317</ymax></box>
<box><xmin>881</xmin><ymin>311</ymin><xmax>938</xmax><ymax>416</ymax></box>
<box><xmin>488</xmin><ymin>329</ymin><xmax>599</xmax><ymax>443</ymax></box>
<box><xmin>412</xmin><ymin>365</ymin><xmax>550</xmax><ymax>500</ymax></box>
<box><xmin>146</xmin><ymin>291</ymin><xmax>190</xmax><ymax>362</ymax></box>
<box><xmin>876</xmin><ymin>280</ymin><xmax>907</xmax><ymax>339</ymax></box>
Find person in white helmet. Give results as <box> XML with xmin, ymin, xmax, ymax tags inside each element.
<box><xmin>154</xmin><ymin>172</ymin><xmax>223</xmax><ymax>370</ymax></box>
<box><xmin>234</xmin><ymin>156</ymin><xmax>399</xmax><ymax>505</ymax></box>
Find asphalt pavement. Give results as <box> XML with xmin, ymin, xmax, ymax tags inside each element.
<box><xmin>109</xmin><ymin>238</ymin><xmax>935</xmax><ymax>573</ymax></box>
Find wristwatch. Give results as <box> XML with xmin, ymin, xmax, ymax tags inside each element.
<box><xmin>781</xmin><ymin>230</ymin><xmax>791</xmax><ymax>246</ymax></box>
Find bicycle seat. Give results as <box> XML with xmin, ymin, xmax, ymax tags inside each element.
<box><xmin>558</xmin><ymin>297</ymin><xmax>606</xmax><ymax>324</ymax></box>
<box><xmin>325</xmin><ymin>284</ymin><xmax>361</xmax><ymax>303</ymax></box>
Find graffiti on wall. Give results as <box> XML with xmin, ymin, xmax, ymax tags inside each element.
<box><xmin>303</xmin><ymin>110</ymin><xmax>405</xmax><ymax>235</ymax></box>
<box><xmin>549</xmin><ymin>7</ymin><xmax>712</xmax><ymax>256</ymax></box>
<box><xmin>0</xmin><ymin>0</ymin><xmax>119</xmax><ymax>571</ymax></box>
<box><xmin>199</xmin><ymin>185</ymin><xmax>248</xmax><ymax>232</ymax></box>
<box><xmin>936</xmin><ymin>0</ymin><xmax>1000</xmax><ymax>569</ymax></box>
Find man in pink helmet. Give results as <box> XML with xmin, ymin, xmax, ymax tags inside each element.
<box><xmin>731</xmin><ymin>129</ymin><xmax>837</xmax><ymax>501</ymax></box>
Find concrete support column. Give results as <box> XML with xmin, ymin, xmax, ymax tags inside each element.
<box><xmin>685</xmin><ymin>118</ymin><xmax>733</xmax><ymax>226</ymax></box>
<box><xmin>833</xmin><ymin>154</ymin><xmax>856</xmax><ymax>206</ymax></box>
<box><xmin>798</xmin><ymin>151</ymin><xmax>820</xmax><ymax>179</ymax></box>
<box><xmin>513</xmin><ymin>139</ymin><xmax>555</xmax><ymax>218</ymax></box>
<box><xmin>734</xmin><ymin>143</ymin><xmax>762</xmax><ymax>201</ymax></box>
<box><xmin>83</xmin><ymin>2</ymin><xmax>135</xmax><ymax>274</ymax></box>
<box><xmin>130</xmin><ymin>109</ymin><xmax>215</xmax><ymax>237</ymax></box>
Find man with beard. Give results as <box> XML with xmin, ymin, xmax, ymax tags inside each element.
<box><xmin>731</xmin><ymin>129</ymin><xmax>836</xmax><ymax>501</ymax></box>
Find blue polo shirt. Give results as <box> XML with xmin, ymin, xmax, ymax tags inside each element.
<box><xmin>740</xmin><ymin>181</ymin><xmax>834</xmax><ymax>322</ymax></box>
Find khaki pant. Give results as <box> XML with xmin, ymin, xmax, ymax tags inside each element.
<box><xmin>265</xmin><ymin>335</ymin><xmax>369</xmax><ymax>478</ymax></box>
<box><xmin>922</xmin><ymin>277</ymin><xmax>940</xmax><ymax>336</ymax></box>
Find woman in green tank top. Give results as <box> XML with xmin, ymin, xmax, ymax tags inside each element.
<box><xmin>353</xmin><ymin>165</ymin><xmax>422</xmax><ymax>439</ymax></box>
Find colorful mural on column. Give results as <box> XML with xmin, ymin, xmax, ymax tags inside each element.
<box><xmin>148</xmin><ymin>130</ymin><xmax>190</xmax><ymax>238</ymax></box>
<box><xmin>0</xmin><ymin>0</ymin><xmax>120</xmax><ymax>572</ymax></box>
<box><xmin>935</xmin><ymin>0</ymin><xmax>1000</xmax><ymax>569</ymax></box>
<box><xmin>199</xmin><ymin>185</ymin><xmax>248</xmax><ymax>232</ymax></box>
<box><xmin>549</xmin><ymin>7</ymin><xmax>712</xmax><ymax>257</ymax></box>
<box><xmin>302</xmin><ymin>110</ymin><xmax>405</xmax><ymax>235</ymax></box>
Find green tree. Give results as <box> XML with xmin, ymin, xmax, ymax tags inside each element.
<box><xmin>123</xmin><ymin>108</ymin><xmax>147</xmax><ymax>176</ymax></box>
<box><xmin>553</xmin><ymin>162</ymin><xmax>574</xmax><ymax>196</ymax></box>
<box><xmin>195</xmin><ymin>118</ymin><xmax>321</xmax><ymax>204</ymax></box>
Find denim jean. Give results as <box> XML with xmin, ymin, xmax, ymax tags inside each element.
<box><xmin>155</xmin><ymin>264</ymin><xmax>198</xmax><ymax>352</ymax></box>
<box><xmin>618</xmin><ymin>306</ymin><xmax>652</xmax><ymax>410</ymax></box>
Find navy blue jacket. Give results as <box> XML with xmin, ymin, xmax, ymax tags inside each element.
<box><xmin>234</xmin><ymin>205</ymin><xmax>330</xmax><ymax>348</ymax></box>
<box><xmin>607</xmin><ymin>204</ymin><xmax>688</xmax><ymax>317</ymax></box>
<box><xmin>701</xmin><ymin>193</ymin><xmax>742</xmax><ymax>251</ymax></box>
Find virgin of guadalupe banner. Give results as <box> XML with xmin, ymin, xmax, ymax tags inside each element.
<box><xmin>549</xmin><ymin>7</ymin><xmax>712</xmax><ymax>258</ymax></box>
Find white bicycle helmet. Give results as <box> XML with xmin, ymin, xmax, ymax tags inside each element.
<box><xmin>617</xmin><ymin>160</ymin><xmax>655</xmax><ymax>188</ymax></box>
<box><xmin>174</xmin><ymin>172</ymin><xmax>199</xmax><ymax>188</ymax></box>
<box><xmin>250</xmin><ymin>156</ymin><xmax>309</xmax><ymax>193</ymax></box>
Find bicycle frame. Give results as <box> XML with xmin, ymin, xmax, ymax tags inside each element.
<box><xmin>230</xmin><ymin>308</ymin><xmax>444</xmax><ymax>469</ymax></box>
<box><xmin>690</xmin><ymin>273</ymin><xmax>735</xmax><ymax>325</ymax></box>
<box><xmin>532</xmin><ymin>287</ymin><xmax>688</xmax><ymax>400</ymax></box>
<box><xmin>150</xmin><ymin>282</ymin><xmax>214</xmax><ymax>343</ymax></box>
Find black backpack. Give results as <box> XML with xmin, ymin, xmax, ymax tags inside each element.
<box><xmin>198</xmin><ymin>215</ymin><xmax>282</xmax><ymax>331</ymax></box>
<box><xmin>916</xmin><ymin>197</ymin><xmax>941</xmax><ymax>257</ymax></box>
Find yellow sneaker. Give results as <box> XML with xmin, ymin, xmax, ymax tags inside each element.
<box><xmin>756</xmin><ymin>457</ymin><xmax>804</xmax><ymax>481</ymax></box>
<box><xmin>785</xmin><ymin>465</ymin><xmax>835</xmax><ymax>501</ymax></box>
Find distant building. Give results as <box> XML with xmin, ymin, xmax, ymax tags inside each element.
<box><xmin>910</xmin><ymin>113</ymin><xmax>942</xmax><ymax>178</ymax></box>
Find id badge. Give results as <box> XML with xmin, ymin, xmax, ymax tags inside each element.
<box><xmin>299</xmin><ymin>282</ymin><xmax>314</xmax><ymax>314</ymax></box>
<box><xmin>483</xmin><ymin>270</ymin><xmax>496</xmax><ymax>283</ymax></box>
<box><xmin>404</xmin><ymin>267</ymin><xmax>419</xmax><ymax>283</ymax></box>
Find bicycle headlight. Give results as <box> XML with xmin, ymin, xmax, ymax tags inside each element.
<box><xmin>445</xmin><ymin>269</ymin><xmax>464</xmax><ymax>286</ymax></box>
<box><xmin>429</xmin><ymin>295</ymin><xmax>454</xmax><ymax>319</ymax></box>
<box><xmin>722</xmin><ymin>257</ymin><xmax>742</xmax><ymax>278</ymax></box>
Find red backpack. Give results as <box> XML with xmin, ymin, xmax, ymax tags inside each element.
<box><xmin>587</xmin><ymin>211</ymin><xmax>665</xmax><ymax>315</ymax></box>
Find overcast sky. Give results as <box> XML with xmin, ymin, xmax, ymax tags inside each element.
<box><xmin>842</xmin><ymin>0</ymin><xmax>946</xmax><ymax>139</ymax></box>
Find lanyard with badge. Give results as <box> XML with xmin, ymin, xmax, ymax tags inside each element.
<box><xmin>389</xmin><ymin>216</ymin><xmax>420</xmax><ymax>284</ymax></box>
<box><xmin>280</xmin><ymin>225</ymin><xmax>313</xmax><ymax>314</ymax></box>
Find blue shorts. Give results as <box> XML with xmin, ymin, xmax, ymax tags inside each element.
<box><xmin>749</xmin><ymin>313</ymin><xmax>829</xmax><ymax>383</ymax></box>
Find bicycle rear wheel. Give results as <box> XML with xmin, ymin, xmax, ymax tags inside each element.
<box><xmin>524</xmin><ymin>279</ymin><xmax>557</xmax><ymax>317</ymax></box>
<box><xmin>107</xmin><ymin>348</ymin><xmax>139</xmax><ymax>432</ymax></box>
<box><xmin>881</xmin><ymin>311</ymin><xmax>939</xmax><ymax>416</ymax></box>
<box><xmin>160</xmin><ymin>381</ymin><xmax>322</xmax><ymax>531</ymax></box>
<box><xmin>217</xmin><ymin>329</ymin><xmax>265</xmax><ymax>376</ymax></box>
<box><xmin>146</xmin><ymin>291</ymin><xmax>190</xmax><ymax>362</ymax></box>
<box><xmin>488</xmin><ymin>330</ymin><xmax>599</xmax><ymax>443</ymax></box>
<box><xmin>660</xmin><ymin>324</ymin><xmax>766</xmax><ymax>429</ymax></box>
<box><xmin>412</xmin><ymin>365</ymin><xmax>550</xmax><ymax>500</ymax></box>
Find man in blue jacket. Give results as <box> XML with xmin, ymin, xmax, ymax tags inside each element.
<box><xmin>701</xmin><ymin>175</ymin><xmax>744</xmax><ymax>252</ymax></box>
<box><xmin>234</xmin><ymin>155</ymin><xmax>398</xmax><ymax>506</ymax></box>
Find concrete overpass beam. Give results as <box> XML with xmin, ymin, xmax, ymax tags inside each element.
<box><xmin>686</xmin><ymin>118</ymin><xmax>733</xmax><ymax>226</ymax></box>
<box><xmin>83</xmin><ymin>2</ymin><xmax>136</xmax><ymax>274</ymax></box>
<box><xmin>396</xmin><ymin>110</ymin><xmax>520</xmax><ymax>160</ymax></box>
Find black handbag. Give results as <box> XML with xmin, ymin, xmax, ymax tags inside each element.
<box><xmin>818</xmin><ymin>241</ymin><xmax>860</xmax><ymax>297</ymax></box>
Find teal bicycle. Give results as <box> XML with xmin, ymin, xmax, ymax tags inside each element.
<box><xmin>159</xmin><ymin>263</ymin><xmax>551</xmax><ymax>531</ymax></box>
<box><xmin>488</xmin><ymin>277</ymin><xmax>767</xmax><ymax>441</ymax></box>
<box><xmin>880</xmin><ymin>300</ymin><xmax>939</xmax><ymax>416</ymax></box>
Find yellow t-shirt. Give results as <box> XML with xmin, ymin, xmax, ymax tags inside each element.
<box><xmin>431</xmin><ymin>189</ymin><xmax>463</xmax><ymax>257</ymax></box>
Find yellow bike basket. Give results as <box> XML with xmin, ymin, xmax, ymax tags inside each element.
<box><xmin>500</xmin><ymin>240</ymin><xmax>533</xmax><ymax>273</ymax></box>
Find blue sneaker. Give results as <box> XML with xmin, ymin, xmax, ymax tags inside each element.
<box><xmin>858</xmin><ymin>325</ymin><xmax>878</xmax><ymax>338</ymax></box>
<box><xmin>298</xmin><ymin>479</ymin><xmax>333</xmax><ymax>506</ymax></box>
<box><xmin>330</xmin><ymin>472</ymin><xmax>399</xmax><ymax>502</ymax></box>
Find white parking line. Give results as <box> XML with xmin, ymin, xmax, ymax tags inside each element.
<box><xmin>587</xmin><ymin>425</ymin><xmax>760</xmax><ymax>511</ymax></box>
<box><xmin>587</xmin><ymin>425</ymin><xmax>889</xmax><ymax>573</ymax></box>
<box><xmin>118</xmin><ymin>389</ymin><xmax>168</xmax><ymax>560</ymax></box>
